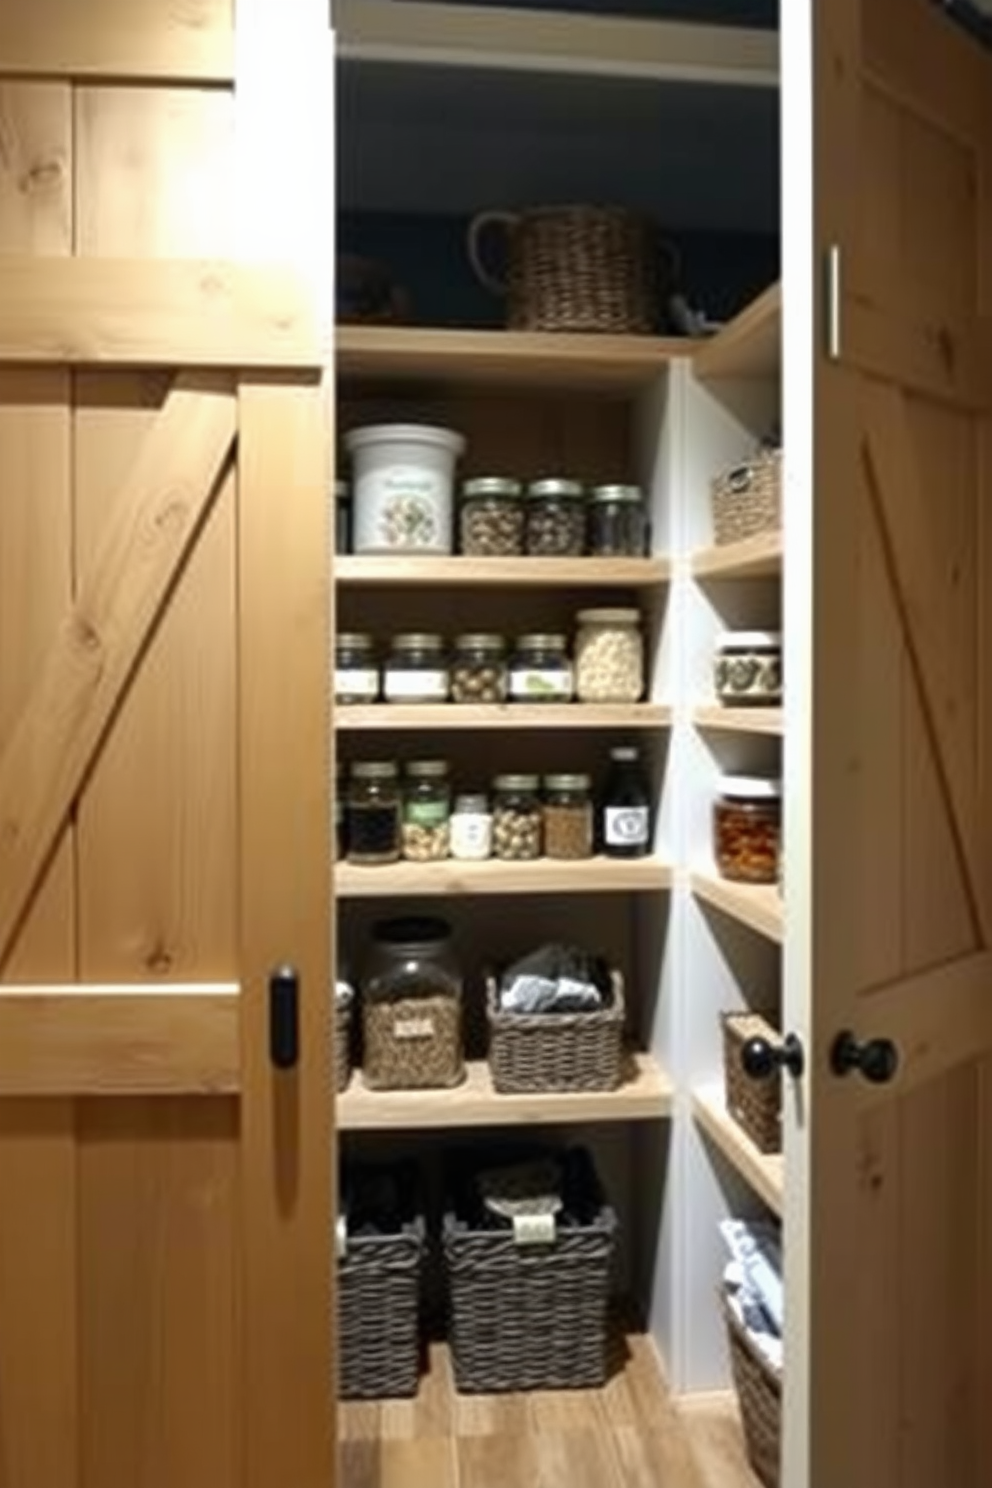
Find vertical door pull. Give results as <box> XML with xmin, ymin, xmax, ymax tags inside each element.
<box><xmin>825</xmin><ymin>244</ymin><xmax>842</xmax><ymax>361</ymax></box>
<box><xmin>269</xmin><ymin>965</ymin><xmax>300</xmax><ymax>1070</ymax></box>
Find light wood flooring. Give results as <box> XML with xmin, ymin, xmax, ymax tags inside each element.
<box><xmin>338</xmin><ymin>1336</ymin><xmax>761</xmax><ymax>1488</ymax></box>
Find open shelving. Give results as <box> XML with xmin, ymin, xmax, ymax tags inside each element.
<box><xmin>690</xmin><ymin>531</ymin><xmax>782</xmax><ymax>580</ymax></box>
<box><xmin>337</xmin><ymin>703</ymin><xmax>672</xmax><ymax>732</ymax></box>
<box><xmin>691</xmin><ymin>1087</ymin><xmax>784</xmax><ymax>1217</ymax></box>
<box><xmin>693</xmin><ymin>282</ymin><xmax>781</xmax><ymax>382</ymax></box>
<box><xmin>690</xmin><ymin>870</ymin><xmax>783</xmax><ymax>944</ymax></box>
<box><xmin>337</xmin><ymin>857</ymin><xmax>673</xmax><ymax>899</ymax></box>
<box><xmin>336</xmin><ymin>555</ymin><xmax>671</xmax><ymax>588</ymax></box>
<box><xmin>692</xmin><ymin>705</ymin><xmax>783</xmax><ymax>736</ymax></box>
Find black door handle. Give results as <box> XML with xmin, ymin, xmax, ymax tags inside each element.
<box><xmin>830</xmin><ymin>1030</ymin><xmax>898</xmax><ymax>1084</ymax></box>
<box><xmin>269</xmin><ymin>965</ymin><xmax>300</xmax><ymax>1070</ymax></box>
<box><xmin>740</xmin><ymin>1032</ymin><xmax>805</xmax><ymax>1081</ymax></box>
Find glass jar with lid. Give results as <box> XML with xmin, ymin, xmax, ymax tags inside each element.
<box><xmin>601</xmin><ymin>745</ymin><xmax>652</xmax><ymax>858</ymax></box>
<box><xmin>524</xmin><ymin>477</ymin><xmax>587</xmax><ymax>556</ymax></box>
<box><xmin>346</xmin><ymin>761</ymin><xmax>401</xmax><ymax>864</ymax></box>
<box><xmin>450</xmin><ymin>792</ymin><xmax>493</xmax><ymax>861</ymax></box>
<box><xmin>402</xmin><ymin>759</ymin><xmax>451</xmax><ymax>862</ymax></box>
<box><xmin>335</xmin><ymin>632</ymin><xmax>379</xmax><ymax>705</ymax></box>
<box><xmin>543</xmin><ymin>773</ymin><xmax>594</xmax><ymax>860</ymax></box>
<box><xmin>714</xmin><ymin>631</ymin><xmax>782</xmax><ymax>707</ymax></box>
<box><xmin>589</xmin><ymin>484</ymin><xmax>648</xmax><ymax>557</ymax></box>
<box><xmin>508</xmin><ymin>634</ymin><xmax>574</xmax><ymax>703</ymax></box>
<box><xmin>451</xmin><ymin>633</ymin><xmax>509</xmax><ymax>704</ymax></box>
<box><xmin>383</xmin><ymin>633</ymin><xmax>450</xmax><ymax>704</ymax></box>
<box><xmin>361</xmin><ymin>916</ymin><xmax>464</xmax><ymax>1090</ymax></box>
<box><xmin>334</xmin><ymin>478</ymin><xmax>351</xmax><ymax>555</ymax></box>
<box><xmin>713</xmin><ymin>776</ymin><xmax>781</xmax><ymax>884</ymax></box>
<box><xmin>492</xmin><ymin>774</ymin><xmax>543</xmax><ymax>860</ymax></box>
<box><xmin>459</xmin><ymin>476</ymin><xmax>525</xmax><ymax>557</ymax></box>
<box><xmin>575</xmin><ymin>608</ymin><xmax>645</xmax><ymax>703</ymax></box>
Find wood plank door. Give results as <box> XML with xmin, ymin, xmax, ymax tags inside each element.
<box><xmin>783</xmin><ymin>0</ymin><xmax>992</xmax><ymax>1484</ymax></box>
<box><xmin>0</xmin><ymin>6</ymin><xmax>335</xmax><ymax>1488</ymax></box>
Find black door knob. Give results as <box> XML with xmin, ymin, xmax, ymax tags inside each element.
<box><xmin>269</xmin><ymin>965</ymin><xmax>300</xmax><ymax>1070</ymax></box>
<box><xmin>741</xmin><ymin>1033</ymin><xmax>805</xmax><ymax>1081</ymax></box>
<box><xmin>830</xmin><ymin>1030</ymin><xmax>898</xmax><ymax>1084</ymax></box>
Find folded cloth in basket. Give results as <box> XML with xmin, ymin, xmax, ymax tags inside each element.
<box><xmin>499</xmin><ymin>944</ymin><xmax>608</xmax><ymax>1014</ymax></box>
<box><xmin>720</xmin><ymin>1218</ymin><xmax>784</xmax><ymax>1335</ymax></box>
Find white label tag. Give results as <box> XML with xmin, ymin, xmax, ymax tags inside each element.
<box><xmin>509</xmin><ymin>668</ymin><xmax>572</xmax><ymax>700</ymax></box>
<box><xmin>513</xmin><ymin>1212</ymin><xmax>557</xmax><ymax>1247</ymax></box>
<box><xmin>394</xmin><ymin>1016</ymin><xmax>435</xmax><ymax>1041</ymax></box>
<box><xmin>383</xmin><ymin>669</ymin><xmax>449</xmax><ymax>700</ymax></box>
<box><xmin>605</xmin><ymin>805</ymin><xmax>650</xmax><ymax>847</ymax></box>
<box><xmin>335</xmin><ymin>667</ymin><xmax>379</xmax><ymax>700</ymax></box>
<box><xmin>335</xmin><ymin>1214</ymin><xmax>348</xmax><ymax>1260</ymax></box>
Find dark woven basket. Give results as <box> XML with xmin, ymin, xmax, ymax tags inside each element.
<box><xmin>721</xmin><ymin>1288</ymin><xmax>782</xmax><ymax>1488</ymax></box>
<box><xmin>710</xmin><ymin>449</ymin><xmax>782</xmax><ymax>546</ymax></box>
<box><xmin>443</xmin><ymin>1148</ymin><xmax>617</xmax><ymax>1393</ymax></box>
<box><xmin>722</xmin><ymin>1012</ymin><xmax>782</xmax><ymax>1155</ymax></box>
<box><xmin>335</xmin><ymin>1000</ymin><xmax>352</xmax><ymax>1095</ymax></box>
<box><xmin>486</xmin><ymin>969</ymin><xmax>625</xmax><ymax>1094</ymax></box>
<box><xmin>338</xmin><ymin>1167</ymin><xmax>425</xmax><ymax>1400</ymax></box>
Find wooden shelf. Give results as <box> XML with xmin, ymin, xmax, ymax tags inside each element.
<box><xmin>691</xmin><ymin>870</ymin><xmax>783</xmax><ymax>943</ymax></box>
<box><xmin>337</xmin><ymin>702</ymin><xmax>672</xmax><ymax>732</ymax></box>
<box><xmin>692</xmin><ymin>1088</ymin><xmax>784</xmax><ymax>1217</ymax></box>
<box><xmin>693</xmin><ymin>705</ymin><xmax>783</xmax><ymax>736</ymax></box>
<box><xmin>337</xmin><ymin>323</ymin><xmax>695</xmax><ymax>392</ymax></box>
<box><xmin>338</xmin><ymin>1053</ymin><xmax>673</xmax><ymax>1131</ymax></box>
<box><xmin>336</xmin><ymin>856</ymin><xmax>673</xmax><ymax>898</ymax></box>
<box><xmin>336</xmin><ymin>555</ymin><xmax>671</xmax><ymax>588</ymax></box>
<box><xmin>690</xmin><ymin>531</ymin><xmax>782</xmax><ymax>579</ymax></box>
<box><xmin>694</xmin><ymin>283</ymin><xmax>781</xmax><ymax>382</ymax></box>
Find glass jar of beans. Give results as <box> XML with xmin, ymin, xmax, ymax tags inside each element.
<box><xmin>713</xmin><ymin>776</ymin><xmax>781</xmax><ymax>884</ymax></box>
<box><xmin>459</xmin><ymin>476</ymin><xmax>525</xmax><ymax>556</ymax></box>
<box><xmin>524</xmin><ymin>478</ymin><xmax>586</xmax><ymax>556</ymax></box>
<box><xmin>575</xmin><ymin>609</ymin><xmax>645</xmax><ymax>703</ymax></box>
<box><xmin>542</xmin><ymin>774</ymin><xmax>594</xmax><ymax>860</ymax></box>
<box><xmin>492</xmin><ymin>774</ymin><xmax>543</xmax><ymax>860</ymax></box>
<box><xmin>361</xmin><ymin>916</ymin><xmax>464</xmax><ymax>1090</ymax></box>
<box><xmin>589</xmin><ymin>484</ymin><xmax>648</xmax><ymax>557</ymax></box>
<box><xmin>451</xmin><ymin>634</ymin><xmax>509</xmax><ymax>704</ymax></box>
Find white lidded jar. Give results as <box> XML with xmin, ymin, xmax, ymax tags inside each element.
<box><xmin>345</xmin><ymin>423</ymin><xmax>466</xmax><ymax>555</ymax></box>
<box><xmin>714</xmin><ymin>630</ymin><xmax>782</xmax><ymax>706</ymax></box>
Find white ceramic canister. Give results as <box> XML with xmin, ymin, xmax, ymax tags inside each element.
<box><xmin>345</xmin><ymin>423</ymin><xmax>466</xmax><ymax>555</ymax></box>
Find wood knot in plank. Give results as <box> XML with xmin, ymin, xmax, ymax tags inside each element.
<box><xmin>19</xmin><ymin>156</ymin><xmax>64</xmax><ymax>196</ymax></box>
<box><xmin>0</xmin><ymin>815</ymin><xmax>20</xmax><ymax>851</ymax></box>
<box><xmin>151</xmin><ymin>497</ymin><xmax>190</xmax><ymax>538</ymax></box>
<box><xmin>933</xmin><ymin>324</ymin><xmax>957</xmax><ymax>378</ymax></box>
<box><xmin>146</xmin><ymin>943</ymin><xmax>175</xmax><ymax>975</ymax></box>
<box><xmin>71</xmin><ymin>612</ymin><xmax>103</xmax><ymax>655</ymax></box>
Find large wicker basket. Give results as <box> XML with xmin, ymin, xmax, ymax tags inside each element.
<box><xmin>486</xmin><ymin>968</ymin><xmax>625</xmax><ymax>1094</ymax></box>
<box><xmin>710</xmin><ymin>449</ymin><xmax>782</xmax><ymax>546</ymax></box>
<box><xmin>722</xmin><ymin>1012</ymin><xmax>782</xmax><ymax>1155</ymax></box>
<box><xmin>721</xmin><ymin>1287</ymin><xmax>782</xmax><ymax>1488</ymax></box>
<box><xmin>338</xmin><ymin>1165</ymin><xmax>425</xmax><ymax>1400</ymax></box>
<box><xmin>469</xmin><ymin>206</ymin><xmax>674</xmax><ymax>334</ymax></box>
<box><xmin>443</xmin><ymin>1147</ymin><xmax>617</xmax><ymax>1393</ymax></box>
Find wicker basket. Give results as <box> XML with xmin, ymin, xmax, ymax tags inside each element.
<box><xmin>721</xmin><ymin>1287</ymin><xmax>782</xmax><ymax>1488</ymax></box>
<box><xmin>338</xmin><ymin>1165</ymin><xmax>425</xmax><ymax>1400</ymax></box>
<box><xmin>722</xmin><ymin>1012</ymin><xmax>782</xmax><ymax>1155</ymax></box>
<box><xmin>486</xmin><ymin>968</ymin><xmax>625</xmax><ymax>1094</ymax></box>
<box><xmin>469</xmin><ymin>206</ymin><xmax>674</xmax><ymax>335</ymax></box>
<box><xmin>710</xmin><ymin>449</ymin><xmax>782</xmax><ymax>546</ymax></box>
<box><xmin>444</xmin><ymin>1147</ymin><xmax>617</xmax><ymax>1393</ymax></box>
<box><xmin>334</xmin><ymin>998</ymin><xmax>352</xmax><ymax>1095</ymax></box>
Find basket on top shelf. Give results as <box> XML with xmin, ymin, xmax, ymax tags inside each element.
<box><xmin>710</xmin><ymin>448</ymin><xmax>782</xmax><ymax>546</ymax></box>
<box><xmin>486</xmin><ymin>966</ymin><xmax>625</xmax><ymax>1094</ymax></box>
<box><xmin>720</xmin><ymin>1286</ymin><xmax>782</xmax><ymax>1488</ymax></box>
<box><xmin>721</xmin><ymin>1011</ymin><xmax>782</xmax><ymax>1155</ymax></box>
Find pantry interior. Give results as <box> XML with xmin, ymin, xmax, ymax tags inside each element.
<box><xmin>332</xmin><ymin>3</ymin><xmax>784</xmax><ymax>1482</ymax></box>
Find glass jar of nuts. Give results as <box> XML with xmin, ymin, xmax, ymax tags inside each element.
<box><xmin>713</xmin><ymin>776</ymin><xmax>781</xmax><ymax>885</ymax></box>
<box><xmin>524</xmin><ymin>478</ymin><xmax>587</xmax><ymax>556</ymax></box>
<box><xmin>451</xmin><ymin>634</ymin><xmax>509</xmax><ymax>704</ymax></box>
<box><xmin>402</xmin><ymin>760</ymin><xmax>451</xmax><ymax>862</ymax></box>
<box><xmin>508</xmin><ymin>634</ymin><xmax>574</xmax><ymax>703</ymax></box>
<box><xmin>459</xmin><ymin>476</ymin><xmax>525</xmax><ymax>556</ymax></box>
<box><xmin>493</xmin><ymin>774</ymin><xmax>543</xmax><ymax>860</ymax></box>
<box><xmin>543</xmin><ymin>774</ymin><xmax>594</xmax><ymax>860</ymax></box>
<box><xmin>575</xmin><ymin>608</ymin><xmax>645</xmax><ymax>703</ymax></box>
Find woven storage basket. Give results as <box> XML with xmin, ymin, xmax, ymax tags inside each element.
<box><xmin>334</xmin><ymin>999</ymin><xmax>352</xmax><ymax>1095</ymax></box>
<box><xmin>338</xmin><ymin>1166</ymin><xmax>425</xmax><ymax>1400</ymax></box>
<box><xmin>721</xmin><ymin>1287</ymin><xmax>782</xmax><ymax>1488</ymax></box>
<box><xmin>722</xmin><ymin>1012</ymin><xmax>782</xmax><ymax>1155</ymax></box>
<box><xmin>486</xmin><ymin>968</ymin><xmax>624</xmax><ymax>1094</ymax></box>
<box><xmin>710</xmin><ymin>449</ymin><xmax>782</xmax><ymax>546</ymax></box>
<box><xmin>469</xmin><ymin>206</ymin><xmax>673</xmax><ymax>335</ymax></box>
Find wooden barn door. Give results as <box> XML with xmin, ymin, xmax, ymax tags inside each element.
<box><xmin>784</xmin><ymin>0</ymin><xmax>992</xmax><ymax>1484</ymax></box>
<box><xmin>0</xmin><ymin>5</ymin><xmax>335</xmax><ymax>1488</ymax></box>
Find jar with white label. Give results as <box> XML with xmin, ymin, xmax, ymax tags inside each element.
<box><xmin>714</xmin><ymin>631</ymin><xmax>782</xmax><ymax>706</ymax></box>
<box><xmin>361</xmin><ymin>916</ymin><xmax>464</xmax><ymax>1090</ymax></box>
<box><xmin>335</xmin><ymin>633</ymin><xmax>379</xmax><ymax>705</ymax></box>
<box><xmin>601</xmin><ymin>746</ymin><xmax>652</xmax><ymax>858</ymax></box>
<box><xmin>383</xmin><ymin>633</ymin><xmax>450</xmax><ymax>704</ymax></box>
<box><xmin>450</xmin><ymin>793</ymin><xmax>493</xmax><ymax>861</ymax></box>
<box><xmin>508</xmin><ymin>634</ymin><xmax>574</xmax><ymax>703</ymax></box>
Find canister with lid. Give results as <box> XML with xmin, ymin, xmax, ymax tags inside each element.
<box><xmin>508</xmin><ymin>634</ymin><xmax>574</xmax><ymax>703</ymax></box>
<box><xmin>361</xmin><ymin>916</ymin><xmax>464</xmax><ymax>1090</ymax></box>
<box><xmin>459</xmin><ymin>476</ymin><xmax>525</xmax><ymax>557</ymax></box>
<box><xmin>335</xmin><ymin>632</ymin><xmax>379</xmax><ymax>705</ymax></box>
<box><xmin>714</xmin><ymin>631</ymin><xmax>782</xmax><ymax>706</ymax></box>
<box><xmin>383</xmin><ymin>633</ymin><xmax>450</xmax><ymax>704</ymax></box>
<box><xmin>524</xmin><ymin>477</ymin><xmax>586</xmax><ymax>556</ymax></box>
<box><xmin>589</xmin><ymin>484</ymin><xmax>648</xmax><ymax>557</ymax></box>
<box><xmin>575</xmin><ymin>609</ymin><xmax>645</xmax><ymax>703</ymax></box>
<box><xmin>713</xmin><ymin>776</ymin><xmax>781</xmax><ymax>884</ymax></box>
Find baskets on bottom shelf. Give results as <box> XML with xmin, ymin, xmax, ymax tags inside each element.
<box><xmin>486</xmin><ymin>966</ymin><xmax>625</xmax><ymax>1094</ymax></box>
<box><xmin>721</xmin><ymin>1011</ymin><xmax>782</xmax><ymax>1154</ymax></box>
<box><xmin>721</xmin><ymin>1287</ymin><xmax>782</xmax><ymax>1488</ymax></box>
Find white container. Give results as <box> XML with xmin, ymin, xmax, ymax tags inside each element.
<box><xmin>345</xmin><ymin>423</ymin><xmax>466</xmax><ymax>555</ymax></box>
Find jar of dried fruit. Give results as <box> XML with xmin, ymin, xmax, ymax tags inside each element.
<box><xmin>713</xmin><ymin>776</ymin><xmax>781</xmax><ymax>885</ymax></box>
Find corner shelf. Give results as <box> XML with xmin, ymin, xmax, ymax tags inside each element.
<box><xmin>691</xmin><ymin>870</ymin><xmax>783</xmax><ymax>943</ymax></box>
<box><xmin>337</xmin><ymin>857</ymin><xmax>673</xmax><ymax>899</ymax></box>
<box><xmin>690</xmin><ymin>532</ymin><xmax>782</xmax><ymax>579</ymax></box>
<box><xmin>336</xmin><ymin>555</ymin><xmax>671</xmax><ymax>588</ymax></box>
<box><xmin>337</xmin><ymin>703</ymin><xmax>672</xmax><ymax>732</ymax></box>
<box><xmin>692</xmin><ymin>1087</ymin><xmax>784</xmax><ymax>1217</ymax></box>
<box><xmin>338</xmin><ymin>1053</ymin><xmax>674</xmax><ymax>1131</ymax></box>
<box><xmin>693</xmin><ymin>705</ymin><xmax>783</xmax><ymax>737</ymax></box>
<box><xmin>693</xmin><ymin>282</ymin><xmax>781</xmax><ymax>382</ymax></box>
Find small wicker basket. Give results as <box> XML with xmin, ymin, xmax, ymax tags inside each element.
<box><xmin>486</xmin><ymin>968</ymin><xmax>625</xmax><ymax>1094</ymax></box>
<box><xmin>721</xmin><ymin>1012</ymin><xmax>782</xmax><ymax>1155</ymax></box>
<box><xmin>710</xmin><ymin>449</ymin><xmax>782</xmax><ymax>546</ymax></box>
<box><xmin>721</xmin><ymin>1287</ymin><xmax>782</xmax><ymax>1488</ymax></box>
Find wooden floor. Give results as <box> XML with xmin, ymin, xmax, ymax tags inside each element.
<box><xmin>338</xmin><ymin>1337</ymin><xmax>761</xmax><ymax>1488</ymax></box>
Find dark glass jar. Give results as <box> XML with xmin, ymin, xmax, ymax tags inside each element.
<box><xmin>334</xmin><ymin>761</ymin><xmax>346</xmax><ymax>860</ymax></box>
<box><xmin>589</xmin><ymin>484</ymin><xmax>648</xmax><ymax>557</ymax></box>
<box><xmin>508</xmin><ymin>634</ymin><xmax>574</xmax><ymax>703</ymax></box>
<box><xmin>524</xmin><ymin>478</ymin><xmax>586</xmax><ymax>556</ymax></box>
<box><xmin>346</xmin><ymin>761</ymin><xmax>401</xmax><ymax>864</ymax></box>
<box><xmin>361</xmin><ymin>916</ymin><xmax>464</xmax><ymax>1090</ymax></box>
<box><xmin>450</xmin><ymin>633</ymin><xmax>508</xmax><ymax>704</ymax></box>
<box><xmin>600</xmin><ymin>746</ymin><xmax>652</xmax><ymax>858</ymax></box>
<box><xmin>543</xmin><ymin>773</ymin><xmax>594</xmax><ymax>860</ymax></box>
<box><xmin>383</xmin><ymin>633</ymin><xmax>449</xmax><ymax>704</ymax></box>
<box><xmin>335</xmin><ymin>632</ymin><xmax>379</xmax><ymax>705</ymax></box>
<box><xmin>459</xmin><ymin>476</ymin><xmax>525</xmax><ymax>557</ymax></box>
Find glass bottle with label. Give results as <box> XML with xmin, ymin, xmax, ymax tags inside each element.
<box><xmin>450</xmin><ymin>793</ymin><xmax>493</xmax><ymax>861</ymax></box>
<box><xmin>383</xmin><ymin>633</ymin><xmax>450</xmax><ymax>703</ymax></box>
<box><xmin>601</xmin><ymin>746</ymin><xmax>652</xmax><ymax>858</ymax></box>
<box><xmin>335</xmin><ymin>632</ymin><xmax>379</xmax><ymax>705</ymax></box>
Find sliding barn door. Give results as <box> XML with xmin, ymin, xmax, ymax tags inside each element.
<box><xmin>0</xmin><ymin>5</ymin><xmax>335</xmax><ymax>1487</ymax></box>
<box><xmin>784</xmin><ymin>0</ymin><xmax>992</xmax><ymax>1484</ymax></box>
